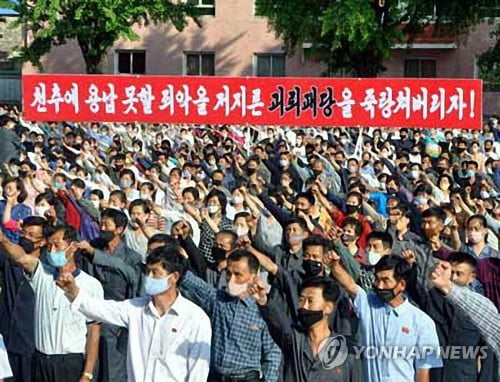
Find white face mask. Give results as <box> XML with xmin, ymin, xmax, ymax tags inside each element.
<box><xmin>367</xmin><ymin>251</ymin><xmax>383</xmax><ymax>266</ymax></box>
<box><xmin>480</xmin><ymin>191</ymin><xmax>490</xmax><ymax>199</ymax></box>
<box><xmin>140</xmin><ymin>192</ymin><xmax>150</xmax><ymax>201</ymax></box>
<box><xmin>35</xmin><ymin>205</ymin><xmax>49</xmax><ymax>217</ymax></box>
<box><xmin>208</xmin><ymin>205</ymin><xmax>219</xmax><ymax>214</ymax></box>
<box><xmin>233</xmin><ymin>196</ymin><xmax>244</xmax><ymax>205</ymax></box>
<box><xmin>227</xmin><ymin>280</ymin><xmax>249</xmax><ymax>297</ymax></box>
<box><xmin>90</xmin><ymin>200</ymin><xmax>100</xmax><ymax>210</ymax></box>
<box><xmin>236</xmin><ymin>227</ymin><xmax>249</xmax><ymax>237</ymax></box>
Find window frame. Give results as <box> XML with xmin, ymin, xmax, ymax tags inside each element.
<box><xmin>183</xmin><ymin>52</ymin><xmax>215</xmax><ymax>76</ymax></box>
<box><xmin>403</xmin><ymin>58</ymin><xmax>437</xmax><ymax>78</ymax></box>
<box><xmin>253</xmin><ymin>53</ymin><xmax>286</xmax><ymax>77</ymax></box>
<box><xmin>115</xmin><ymin>50</ymin><xmax>146</xmax><ymax>75</ymax></box>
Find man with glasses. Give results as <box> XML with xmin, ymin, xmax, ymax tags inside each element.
<box><xmin>0</xmin><ymin>216</ymin><xmax>46</xmax><ymax>382</ymax></box>
<box><xmin>0</xmin><ymin>224</ymin><xmax>103</xmax><ymax>382</ymax></box>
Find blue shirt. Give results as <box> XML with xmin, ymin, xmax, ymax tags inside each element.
<box><xmin>0</xmin><ymin>201</ymin><xmax>32</xmax><ymax>244</ymax></box>
<box><xmin>353</xmin><ymin>286</ymin><xmax>442</xmax><ymax>382</ymax></box>
<box><xmin>461</xmin><ymin>244</ymin><xmax>499</xmax><ymax>259</ymax></box>
<box><xmin>369</xmin><ymin>193</ymin><xmax>389</xmax><ymax>218</ymax></box>
<box><xmin>181</xmin><ymin>271</ymin><xmax>281</xmax><ymax>381</ymax></box>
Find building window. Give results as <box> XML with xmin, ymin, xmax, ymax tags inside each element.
<box><xmin>404</xmin><ymin>59</ymin><xmax>436</xmax><ymax>78</ymax></box>
<box><xmin>0</xmin><ymin>52</ymin><xmax>17</xmax><ymax>72</ymax></box>
<box><xmin>187</xmin><ymin>0</ymin><xmax>215</xmax><ymax>15</ymax></box>
<box><xmin>116</xmin><ymin>50</ymin><xmax>146</xmax><ymax>74</ymax></box>
<box><xmin>185</xmin><ymin>53</ymin><xmax>215</xmax><ymax>76</ymax></box>
<box><xmin>255</xmin><ymin>54</ymin><xmax>285</xmax><ymax>77</ymax></box>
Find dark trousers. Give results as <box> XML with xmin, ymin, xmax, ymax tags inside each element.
<box><xmin>5</xmin><ymin>352</ymin><xmax>32</xmax><ymax>382</ymax></box>
<box><xmin>208</xmin><ymin>370</ymin><xmax>261</xmax><ymax>382</ymax></box>
<box><xmin>98</xmin><ymin>326</ymin><xmax>127</xmax><ymax>382</ymax></box>
<box><xmin>31</xmin><ymin>351</ymin><xmax>84</xmax><ymax>382</ymax></box>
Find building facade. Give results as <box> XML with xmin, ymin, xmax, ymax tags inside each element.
<box><xmin>4</xmin><ymin>0</ymin><xmax>500</xmax><ymax>113</ymax></box>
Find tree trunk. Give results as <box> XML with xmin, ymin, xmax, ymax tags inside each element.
<box><xmin>77</xmin><ymin>38</ymin><xmax>102</xmax><ymax>74</ymax></box>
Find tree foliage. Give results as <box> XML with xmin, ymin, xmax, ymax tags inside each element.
<box><xmin>478</xmin><ymin>26</ymin><xmax>500</xmax><ymax>85</ymax></box>
<box><xmin>255</xmin><ymin>0</ymin><xmax>496</xmax><ymax>77</ymax></box>
<box><xmin>4</xmin><ymin>0</ymin><xmax>198</xmax><ymax>73</ymax></box>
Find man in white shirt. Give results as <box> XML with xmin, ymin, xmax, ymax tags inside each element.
<box><xmin>57</xmin><ymin>244</ymin><xmax>212</xmax><ymax>382</ymax></box>
<box><xmin>0</xmin><ymin>224</ymin><xmax>103</xmax><ymax>382</ymax></box>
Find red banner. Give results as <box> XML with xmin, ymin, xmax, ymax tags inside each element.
<box><xmin>22</xmin><ymin>74</ymin><xmax>482</xmax><ymax>129</ymax></box>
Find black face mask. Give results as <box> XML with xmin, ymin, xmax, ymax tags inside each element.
<box><xmin>19</xmin><ymin>237</ymin><xmax>36</xmax><ymax>254</ymax></box>
<box><xmin>312</xmin><ymin>169</ymin><xmax>322</xmax><ymax>178</ymax></box>
<box><xmin>90</xmin><ymin>230</ymin><xmax>115</xmax><ymax>250</ymax></box>
<box><xmin>114</xmin><ymin>164</ymin><xmax>124</xmax><ymax>172</ymax></box>
<box><xmin>18</xmin><ymin>170</ymin><xmax>28</xmax><ymax>179</ymax></box>
<box><xmin>212</xmin><ymin>179</ymin><xmax>222</xmax><ymax>187</ymax></box>
<box><xmin>211</xmin><ymin>246</ymin><xmax>227</xmax><ymax>263</ymax></box>
<box><xmin>302</xmin><ymin>260</ymin><xmax>323</xmax><ymax>276</ymax></box>
<box><xmin>374</xmin><ymin>286</ymin><xmax>397</xmax><ymax>303</ymax></box>
<box><xmin>456</xmin><ymin>147</ymin><xmax>466</xmax><ymax>154</ymax></box>
<box><xmin>345</xmin><ymin>204</ymin><xmax>359</xmax><ymax>215</ymax></box>
<box><xmin>387</xmin><ymin>187</ymin><xmax>397</xmax><ymax>195</ymax></box>
<box><xmin>342</xmin><ymin>233</ymin><xmax>356</xmax><ymax>242</ymax></box>
<box><xmin>247</xmin><ymin>168</ymin><xmax>257</xmax><ymax>176</ymax></box>
<box><xmin>297</xmin><ymin>308</ymin><xmax>323</xmax><ymax>329</ymax></box>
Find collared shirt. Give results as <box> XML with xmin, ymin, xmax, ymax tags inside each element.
<box><xmin>259</xmin><ymin>303</ymin><xmax>361</xmax><ymax>382</ymax></box>
<box><xmin>460</xmin><ymin>244</ymin><xmax>499</xmax><ymax>260</ymax></box>
<box><xmin>446</xmin><ymin>286</ymin><xmax>500</xmax><ymax>359</ymax></box>
<box><xmin>27</xmin><ymin>261</ymin><xmax>104</xmax><ymax>355</ymax></box>
<box><xmin>273</xmin><ymin>245</ymin><xmax>303</xmax><ymax>274</ymax></box>
<box><xmin>353</xmin><ymin>286</ymin><xmax>442</xmax><ymax>382</ymax></box>
<box><xmin>181</xmin><ymin>271</ymin><xmax>281</xmax><ymax>382</ymax></box>
<box><xmin>71</xmin><ymin>291</ymin><xmax>212</xmax><ymax>382</ymax></box>
<box><xmin>81</xmin><ymin>240</ymin><xmax>144</xmax><ymax>301</ymax></box>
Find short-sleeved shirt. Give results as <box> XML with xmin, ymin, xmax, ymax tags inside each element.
<box><xmin>27</xmin><ymin>261</ymin><xmax>104</xmax><ymax>355</ymax></box>
<box><xmin>352</xmin><ymin>286</ymin><xmax>442</xmax><ymax>382</ymax></box>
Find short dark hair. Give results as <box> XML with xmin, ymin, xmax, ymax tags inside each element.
<box><xmin>22</xmin><ymin>216</ymin><xmax>48</xmax><ymax>236</ymax></box>
<box><xmin>421</xmin><ymin>207</ymin><xmax>446</xmax><ymax>223</ymax></box>
<box><xmin>90</xmin><ymin>189</ymin><xmax>104</xmax><ymax>200</ymax></box>
<box><xmin>346</xmin><ymin>191</ymin><xmax>363</xmax><ymax>206</ymax></box>
<box><xmin>227</xmin><ymin>249</ymin><xmax>259</xmax><ymax>274</ymax></box>
<box><xmin>300</xmin><ymin>277</ymin><xmax>340</xmax><ymax>304</ymax></box>
<box><xmin>35</xmin><ymin>191</ymin><xmax>56</xmax><ymax>206</ymax></box>
<box><xmin>284</xmin><ymin>216</ymin><xmax>308</xmax><ymax>232</ymax></box>
<box><xmin>367</xmin><ymin>231</ymin><xmax>393</xmax><ymax>250</ymax></box>
<box><xmin>129</xmin><ymin>199</ymin><xmax>151</xmax><ymax>214</ymax></box>
<box><xmin>374</xmin><ymin>255</ymin><xmax>412</xmax><ymax>283</ymax></box>
<box><xmin>182</xmin><ymin>186</ymin><xmax>199</xmax><ymax>200</ymax></box>
<box><xmin>343</xmin><ymin>217</ymin><xmax>363</xmax><ymax>237</ymax></box>
<box><xmin>146</xmin><ymin>245</ymin><xmax>188</xmax><ymax>282</ymax></box>
<box><xmin>448</xmin><ymin>252</ymin><xmax>477</xmax><ymax>270</ymax></box>
<box><xmin>119</xmin><ymin>169</ymin><xmax>136</xmax><ymax>184</ymax></box>
<box><xmin>216</xmin><ymin>230</ymin><xmax>238</xmax><ymax>250</ymax></box>
<box><xmin>70</xmin><ymin>178</ymin><xmax>86</xmax><ymax>190</ymax></box>
<box><xmin>302</xmin><ymin>235</ymin><xmax>329</xmax><ymax>252</ymax></box>
<box><xmin>101</xmin><ymin>209</ymin><xmax>129</xmax><ymax>229</ymax></box>
<box><xmin>234</xmin><ymin>211</ymin><xmax>252</xmax><ymax>222</ymax></box>
<box><xmin>296</xmin><ymin>191</ymin><xmax>316</xmax><ymax>206</ymax></box>
<box><xmin>47</xmin><ymin>224</ymin><xmax>78</xmax><ymax>243</ymax></box>
<box><xmin>148</xmin><ymin>234</ymin><xmax>178</xmax><ymax>248</ymax></box>
<box><xmin>466</xmin><ymin>214</ymin><xmax>487</xmax><ymax>229</ymax></box>
<box><xmin>109</xmin><ymin>190</ymin><xmax>127</xmax><ymax>204</ymax></box>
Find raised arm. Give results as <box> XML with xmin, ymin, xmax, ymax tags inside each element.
<box><xmin>324</xmin><ymin>250</ymin><xmax>359</xmax><ymax>298</ymax></box>
<box><xmin>0</xmin><ymin>230</ymin><xmax>38</xmax><ymax>274</ymax></box>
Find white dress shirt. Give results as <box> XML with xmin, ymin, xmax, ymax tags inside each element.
<box><xmin>27</xmin><ymin>261</ymin><xmax>104</xmax><ymax>355</ymax></box>
<box><xmin>71</xmin><ymin>290</ymin><xmax>212</xmax><ymax>382</ymax></box>
<box><xmin>0</xmin><ymin>334</ymin><xmax>12</xmax><ymax>379</ymax></box>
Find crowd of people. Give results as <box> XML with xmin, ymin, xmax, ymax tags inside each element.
<box><xmin>0</xmin><ymin>104</ymin><xmax>497</xmax><ymax>382</ymax></box>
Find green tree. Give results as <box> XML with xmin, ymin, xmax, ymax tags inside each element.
<box><xmin>3</xmin><ymin>0</ymin><xmax>199</xmax><ymax>73</ymax></box>
<box><xmin>255</xmin><ymin>0</ymin><xmax>495</xmax><ymax>77</ymax></box>
<box><xmin>478</xmin><ymin>26</ymin><xmax>500</xmax><ymax>85</ymax></box>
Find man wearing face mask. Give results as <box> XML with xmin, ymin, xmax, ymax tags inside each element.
<box><xmin>57</xmin><ymin>245</ymin><xmax>212</xmax><ymax>382</ymax></box>
<box><xmin>402</xmin><ymin>252</ymin><xmax>494</xmax><ymax>382</ymax></box>
<box><xmin>248</xmin><ymin>276</ymin><xmax>361</xmax><ymax>382</ymax></box>
<box><xmin>0</xmin><ymin>217</ymin><xmax>46</xmax><ymax>382</ymax></box>
<box><xmin>180</xmin><ymin>250</ymin><xmax>281</xmax><ymax>382</ymax></box>
<box><xmin>329</xmin><ymin>253</ymin><xmax>443</xmax><ymax>382</ymax></box>
<box><xmin>206</xmin><ymin>230</ymin><xmax>238</xmax><ymax>289</ymax></box>
<box><xmin>78</xmin><ymin>209</ymin><xmax>144</xmax><ymax>382</ymax></box>
<box><xmin>109</xmin><ymin>154</ymin><xmax>126</xmax><ymax>186</ymax></box>
<box><xmin>460</xmin><ymin>215</ymin><xmax>498</xmax><ymax>260</ymax></box>
<box><xmin>0</xmin><ymin>225</ymin><xmax>103</xmax><ymax>382</ymax></box>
